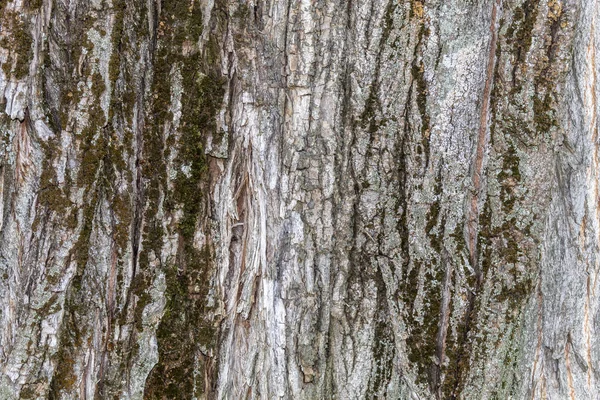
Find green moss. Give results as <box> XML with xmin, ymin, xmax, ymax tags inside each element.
<box><xmin>450</xmin><ymin>223</ymin><xmax>466</xmax><ymax>256</ymax></box>
<box><xmin>425</xmin><ymin>174</ymin><xmax>443</xmax><ymax>254</ymax></box>
<box><xmin>496</xmin><ymin>143</ymin><xmax>521</xmax><ymax>214</ymax></box>
<box><xmin>506</xmin><ymin>1</ymin><xmax>540</xmax><ymax>91</ymax></box>
<box><xmin>501</xmin><ymin>223</ymin><xmax>520</xmax><ymax>264</ymax></box>
<box><xmin>497</xmin><ymin>274</ymin><xmax>533</xmax><ymax>309</ymax></box>
<box><xmin>112</xmin><ymin>191</ymin><xmax>132</xmax><ymax>253</ymax></box>
<box><xmin>133</xmin><ymin>291</ymin><xmax>152</xmax><ymax>332</ymax></box>
<box><xmin>412</xmin><ymin>57</ymin><xmax>430</xmax><ymax>165</ymax></box>
<box><xmin>141</xmin><ymin>2</ymin><xmax>225</xmax><ymax>397</ymax></box>
<box><xmin>0</xmin><ymin>12</ymin><xmax>33</xmax><ymax>79</ymax></box>
<box><xmin>533</xmin><ymin>92</ymin><xmax>557</xmax><ymax>133</ymax></box>
<box><xmin>50</xmin><ymin>67</ymin><xmax>112</xmax><ymax>397</ymax></box>
<box><xmin>106</xmin><ymin>0</ymin><xmax>139</xmax><ymax>139</ymax></box>
<box><xmin>36</xmin><ymin>139</ymin><xmax>72</xmax><ymax>216</ymax></box>
<box><xmin>108</xmin><ymin>0</ymin><xmax>126</xmax><ymax>84</ymax></box>
<box><xmin>489</xmin><ymin>37</ymin><xmax>504</xmax><ymax>147</ymax></box>
<box><xmin>46</xmin><ymin>272</ymin><xmax>61</xmax><ymax>286</ymax></box>
<box><xmin>402</xmin><ymin>252</ymin><xmax>444</xmax><ymax>389</ymax></box>
<box><xmin>232</xmin><ymin>3</ymin><xmax>250</xmax><ymax>20</ymax></box>
<box><xmin>19</xmin><ymin>385</ymin><xmax>38</xmax><ymax>399</ymax></box>
<box><xmin>30</xmin><ymin>5</ymin><xmax>133</xmax><ymax>398</ymax></box>
<box><xmin>440</xmin><ymin>196</ymin><xmax>495</xmax><ymax>398</ymax></box>
<box><xmin>441</xmin><ymin>291</ymin><xmax>485</xmax><ymax>399</ymax></box>
<box><xmin>146</xmin><ymin>74</ymin><xmax>223</xmax><ymax>397</ymax></box>
<box><xmin>49</xmin><ymin>309</ymin><xmax>83</xmax><ymax>398</ymax></box>
<box><xmin>25</xmin><ymin>0</ymin><xmax>43</xmax><ymax>9</ymax></box>
<box><xmin>477</xmin><ymin>197</ymin><xmax>494</xmax><ymax>279</ymax></box>
<box><xmin>36</xmin><ymin>294</ymin><xmax>61</xmax><ymax>316</ymax></box>
<box><xmin>406</xmin><ymin>21</ymin><xmax>431</xmax><ymax>168</ymax></box>
<box><xmin>490</xmin><ymin>329</ymin><xmax>522</xmax><ymax>398</ymax></box>
<box><xmin>42</xmin><ymin>2</ymin><xmax>98</xmax><ymax>129</ymax></box>
<box><xmin>71</xmin><ymin>202</ymin><xmax>96</xmax><ymax>291</ymax></box>
<box><xmin>50</xmin><ymin>202</ymin><xmax>100</xmax><ymax>396</ymax></box>
<box><xmin>367</xmin><ymin>284</ymin><xmax>395</xmax><ymax>397</ymax></box>
<box><xmin>359</xmin><ymin>86</ymin><xmax>383</xmax><ymax>133</ymax></box>
<box><xmin>357</xmin><ymin>0</ymin><xmax>397</xmax><ymax>134</ymax></box>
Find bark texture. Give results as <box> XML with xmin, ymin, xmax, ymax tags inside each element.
<box><xmin>0</xmin><ymin>0</ymin><xmax>599</xmax><ymax>398</ymax></box>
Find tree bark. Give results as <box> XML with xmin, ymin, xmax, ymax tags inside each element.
<box><xmin>0</xmin><ymin>0</ymin><xmax>598</xmax><ymax>398</ymax></box>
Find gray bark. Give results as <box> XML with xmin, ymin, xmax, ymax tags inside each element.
<box><xmin>0</xmin><ymin>0</ymin><xmax>598</xmax><ymax>398</ymax></box>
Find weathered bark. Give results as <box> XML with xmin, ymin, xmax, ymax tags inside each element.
<box><xmin>0</xmin><ymin>0</ymin><xmax>598</xmax><ymax>398</ymax></box>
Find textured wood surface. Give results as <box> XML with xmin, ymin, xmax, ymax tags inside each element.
<box><xmin>0</xmin><ymin>0</ymin><xmax>599</xmax><ymax>398</ymax></box>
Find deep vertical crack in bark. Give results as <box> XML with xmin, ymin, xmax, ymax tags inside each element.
<box><xmin>468</xmin><ymin>0</ymin><xmax>501</xmax><ymax>275</ymax></box>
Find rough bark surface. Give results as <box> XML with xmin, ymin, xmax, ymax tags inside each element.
<box><xmin>0</xmin><ymin>0</ymin><xmax>598</xmax><ymax>398</ymax></box>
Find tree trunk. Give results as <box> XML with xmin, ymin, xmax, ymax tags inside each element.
<box><xmin>0</xmin><ymin>0</ymin><xmax>598</xmax><ymax>398</ymax></box>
